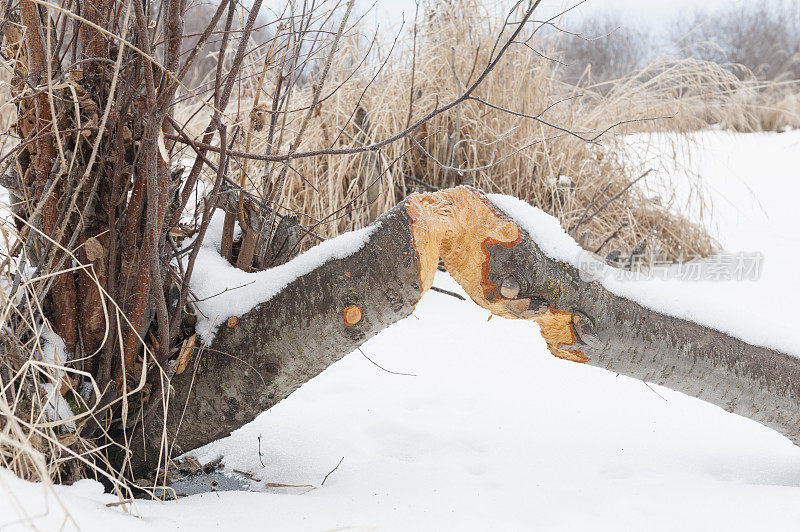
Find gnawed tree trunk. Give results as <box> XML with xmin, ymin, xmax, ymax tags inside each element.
<box><xmin>130</xmin><ymin>186</ymin><xmax>800</xmax><ymax>476</ymax></box>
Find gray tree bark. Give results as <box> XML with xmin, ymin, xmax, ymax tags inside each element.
<box><xmin>128</xmin><ymin>187</ymin><xmax>800</xmax><ymax>477</ymax></box>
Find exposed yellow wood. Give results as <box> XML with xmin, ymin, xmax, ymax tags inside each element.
<box><xmin>175</xmin><ymin>333</ymin><xmax>197</xmax><ymax>375</ymax></box>
<box><xmin>343</xmin><ymin>305</ymin><xmax>362</xmax><ymax>326</ymax></box>
<box><xmin>405</xmin><ymin>186</ymin><xmax>586</xmax><ymax>362</ymax></box>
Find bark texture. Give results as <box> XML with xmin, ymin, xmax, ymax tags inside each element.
<box><xmin>130</xmin><ymin>186</ymin><xmax>799</xmax><ymax>476</ymax></box>
<box><xmin>130</xmin><ymin>205</ymin><xmax>422</xmax><ymax>474</ymax></box>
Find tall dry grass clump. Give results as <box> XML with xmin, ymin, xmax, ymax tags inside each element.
<box><xmin>588</xmin><ymin>58</ymin><xmax>800</xmax><ymax>133</ymax></box>
<box><xmin>0</xmin><ymin>211</ymin><xmax>139</xmax><ymax>509</ymax></box>
<box><xmin>175</xmin><ymin>0</ymin><xmax>723</xmax><ymax>266</ymax></box>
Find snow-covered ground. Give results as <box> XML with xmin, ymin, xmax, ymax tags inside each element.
<box><xmin>3</xmin><ymin>129</ymin><xmax>800</xmax><ymax>530</ymax></box>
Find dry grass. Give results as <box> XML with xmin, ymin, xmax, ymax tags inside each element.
<box><xmin>591</xmin><ymin>58</ymin><xmax>800</xmax><ymax>133</ymax></box>
<box><xmin>174</xmin><ymin>3</ymin><xmax>746</xmax><ymax>266</ymax></box>
<box><xmin>0</xmin><ymin>213</ymin><xmax>146</xmax><ymax>511</ymax></box>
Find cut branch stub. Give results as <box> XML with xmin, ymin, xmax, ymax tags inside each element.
<box><xmin>499</xmin><ymin>276</ymin><xmax>520</xmax><ymax>299</ymax></box>
<box><xmin>343</xmin><ymin>305</ymin><xmax>362</xmax><ymax>326</ymax></box>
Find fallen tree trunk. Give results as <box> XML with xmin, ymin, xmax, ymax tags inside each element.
<box><xmin>130</xmin><ymin>186</ymin><xmax>800</xmax><ymax>477</ymax></box>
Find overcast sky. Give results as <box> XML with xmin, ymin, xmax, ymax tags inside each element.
<box><xmin>369</xmin><ymin>0</ymin><xmax>760</xmax><ymax>34</ymax></box>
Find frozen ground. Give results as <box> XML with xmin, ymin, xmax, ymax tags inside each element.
<box><xmin>2</xmin><ymin>129</ymin><xmax>800</xmax><ymax>530</ymax></box>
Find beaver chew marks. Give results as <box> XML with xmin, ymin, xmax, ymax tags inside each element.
<box><xmin>405</xmin><ymin>186</ymin><xmax>586</xmax><ymax>363</ymax></box>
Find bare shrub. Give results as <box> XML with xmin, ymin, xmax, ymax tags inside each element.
<box><xmin>671</xmin><ymin>0</ymin><xmax>800</xmax><ymax>82</ymax></box>
<box><xmin>558</xmin><ymin>12</ymin><xmax>654</xmax><ymax>87</ymax></box>
<box><xmin>179</xmin><ymin>1</ymin><xmax>273</xmax><ymax>90</ymax></box>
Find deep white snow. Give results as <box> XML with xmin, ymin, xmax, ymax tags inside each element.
<box><xmin>2</xmin><ymin>129</ymin><xmax>800</xmax><ymax>531</ymax></box>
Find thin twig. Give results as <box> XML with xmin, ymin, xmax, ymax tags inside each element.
<box><xmin>321</xmin><ymin>456</ymin><xmax>344</xmax><ymax>486</ymax></box>
<box><xmin>429</xmin><ymin>286</ymin><xmax>466</xmax><ymax>301</ymax></box>
<box><xmin>580</xmin><ymin>169</ymin><xmax>654</xmax><ymax>229</ymax></box>
<box><xmin>358</xmin><ymin>347</ymin><xmax>416</xmax><ymax>377</ymax></box>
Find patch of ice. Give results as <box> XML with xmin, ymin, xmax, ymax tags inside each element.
<box><xmin>38</xmin><ymin>383</ymin><xmax>76</xmax><ymax>432</ymax></box>
<box><xmin>38</xmin><ymin>326</ymin><xmax>68</xmax><ymax>374</ymax></box>
<box><xmin>35</xmin><ymin>327</ymin><xmax>76</xmax><ymax>431</ymax></box>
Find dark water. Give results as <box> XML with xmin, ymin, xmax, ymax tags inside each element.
<box><xmin>149</xmin><ymin>456</ymin><xmax>257</xmax><ymax>499</ymax></box>
<box><xmin>155</xmin><ymin>469</ymin><xmax>255</xmax><ymax>499</ymax></box>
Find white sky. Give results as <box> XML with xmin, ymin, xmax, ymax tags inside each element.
<box><xmin>369</xmin><ymin>0</ymin><xmax>763</xmax><ymax>34</ymax></box>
